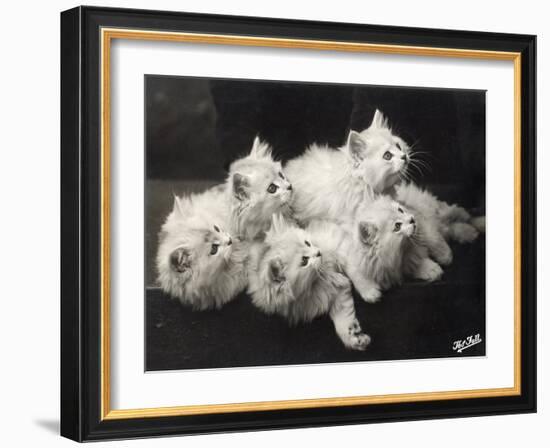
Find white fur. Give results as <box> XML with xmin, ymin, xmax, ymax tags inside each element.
<box><xmin>470</xmin><ymin>215</ymin><xmax>486</xmax><ymax>233</ymax></box>
<box><xmin>394</xmin><ymin>182</ymin><xmax>484</xmax><ymax>248</ymax></box>
<box><xmin>247</xmin><ymin>215</ymin><xmax>371</xmax><ymax>350</ymax></box>
<box><xmin>156</xmin><ymin>188</ymin><xmax>248</xmax><ymax>310</ymax></box>
<box><xmin>308</xmin><ymin>196</ymin><xmax>443</xmax><ymax>304</ymax></box>
<box><xmin>226</xmin><ymin>136</ymin><xmax>294</xmax><ymax>240</ymax></box>
<box><xmin>285</xmin><ymin>109</ymin><xmax>409</xmax><ymax>225</ymax></box>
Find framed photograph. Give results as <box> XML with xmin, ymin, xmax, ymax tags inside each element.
<box><xmin>60</xmin><ymin>6</ymin><xmax>536</xmax><ymax>441</ymax></box>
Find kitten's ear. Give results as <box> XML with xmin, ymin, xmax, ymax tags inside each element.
<box><xmin>233</xmin><ymin>173</ymin><xmax>250</xmax><ymax>201</ymax></box>
<box><xmin>268</xmin><ymin>258</ymin><xmax>286</xmax><ymax>283</ymax></box>
<box><xmin>358</xmin><ymin>221</ymin><xmax>378</xmax><ymax>245</ymax></box>
<box><xmin>250</xmin><ymin>135</ymin><xmax>271</xmax><ymax>159</ymax></box>
<box><xmin>170</xmin><ymin>247</ymin><xmax>191</xmax><ymax>273</ymax></box>
<box><xmin>370</xmin><ymin>109</ymin><xmax>389</xmax><ymax>129</ymax></box>
<box><xmin>346</xmin><ymin>130</ymin><xmax>366</xmax><ymax>162</ymax></box>
<box><xmin>251</xmin><ymin>135</ymin><xmax>262</xmax><ymax>156</ymax></box>
<box><xmin>172</xmin><ymin>195</ymin><xmax>186</xmax><ymax>218</ymax></box>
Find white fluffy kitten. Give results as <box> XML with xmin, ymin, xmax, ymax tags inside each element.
<box><xmin>394</xmin><ymin>182</ymin><xmax>484</xmax><ymax>251</ymax></box>
<box><xmin>346</xmin><ymin>111</ymin><xmax>485</xmax><ymax>247</ymax></box>
<box><xmin>226</xmin><ymin>136</ymin><xmax>293</xmax><ymax>240</ymax></box>
<box><xmin>156</xmin><ymin>189</ymin><xmax>248</xmax><ymax>310</ymax></box>
<box><xmin>309</xmin><ymin>196</ymin><xmax>443</xmax><ymax>304</ymax></box>
<box><xmin>285</xmin><ymin>109</ymin><xmax>409</xmax><ymax>224</ymax></box>
<box><xmin>247</xmin><ymin>215</ymin><xmax>371</xmax><ymax>351</ymax></box>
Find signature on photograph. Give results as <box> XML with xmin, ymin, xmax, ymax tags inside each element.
<box><xmin>452</xmin><ymin>334</ymin><xmax>482</xmax><ymax>353</ymax></box>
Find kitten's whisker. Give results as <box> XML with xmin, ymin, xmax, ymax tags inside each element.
<box><xmin>411</xmin><ymin>228</ymin><xmax>427</xmax><ymax>239</ymax></box>
<box><xmin>410</xmin><ymin>233</ymin><xmax>428</xmax><ymax>246</ymax></box>
<box><xmin>400</xmin><ymin>170</ymin><xmax>415</xmax><ymax>184</ymax></box>
<box><xmin>407</xmin><ymin>163</ymin><xmax>425</xmax><ymax>178</ymax></box>
<box><xmin>409</xmin><ymin>158</ymin><xmax>432</xmax><ymax>175</ymax></box>
<box><xmin>409</xmin><ymin>150</ymin><xmax>433</xmax><ymax>157</ymax></box>
<box><xmin>404</xmin><ymin>167</ymin><xmax>420</xmax><ymax>183</ymax></box>
<box><xmin>411</xmin><ymin>158</ymin><xmax>432</xmax><ymax>172</ymax></box>
<box><xmin>411</xmin><ymin>236</ymin><xmax>427</xmax><ymax>246</ymax></box>
<box><xmin>408</xmin><ymin>159</ymin><xmax>423</xmax><ymax>170</ymax></box>
<box><xmin>408</xmin><ymin>152</ymin><xmax>434</xmax><ymax>167</ymax></box>
<box><xmin>409</xmin><ymin>153</ymin><xmax>432</xmax><ymax>164</ymax></box>
<box><xmin>408</xmin><ymin>166</ymin><xmax>425</xmax><ymax>179</ymax></box>
<box><xmin>408</xmin><ymin>139</ymin><xmax>422</xmax><ymax>152</ymax></box>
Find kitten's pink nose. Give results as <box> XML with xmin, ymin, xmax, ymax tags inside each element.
<box><xmin>316</xmin><ymin>250</ymin><xmax>322</xmax><ymax>257</ymax></box>
<box><xmin>287</xmin><ymin>184</ymin><xmax>293</xmax><ymax>191</ymax></box>
<box><xmin>401</xmin><ymin>154</ymin><xmax>408</xmax><ymax>161</ymax></box>
<box><xmin>410</xmin><ymin>217</ymin><xmax>415</xmax><ymax>224</ymax></box>
<box><xmin>227</xmin><ymin>238</ymin><xmax>232</xmax><ymax>246</ymax></box>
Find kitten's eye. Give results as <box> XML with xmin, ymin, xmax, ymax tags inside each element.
<box><xmin>398</xmin><ymin>207</ymin><xmax>404</xmax><ymax>213</ymax></box>
<box><xmin>267</xmin><ymin>183</ymin><xmax>279</xmax><ymax>194</ymax></box>
<box><xmin>394</xmin><ymin>222</ymin><xmax>402</xmax><ymax>232</ymax></box>
<box><xmin>210</xmin><ymin>244</ymin><xmax>219</xmax><ymax>255</ymax></box>
<box><xmin>383</xmin><ymin>151</ymin><xmax>393</xmax><ymax>160</ymax></box>
<box><xmin>213</xmin><ymin>225</ymin><xmax>220</xmax><ymax>232</ymax></box>
<box><xmin>278</xmin><ymin>172</ymin><xmax>285</xmax><ymax>179</ymax></box>
<box><xmin>300</xmin><ymin>256</ymin><xmax>309</xmax><ymax>267</ymax></box>
<box><xmin>396</xmin><ymin>142</ymin><xmax>402</xmax><ymax>151</ymax></box>
<box><xmin>305</xmin><ymin>241</ymin><xmax>311</xmax><ymax>247</ymax></box>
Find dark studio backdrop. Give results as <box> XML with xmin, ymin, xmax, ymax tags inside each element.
<box><xmin>145</xmin><ymin>75</ymin><xmax>486</xmax><ymax>371</ymax></box>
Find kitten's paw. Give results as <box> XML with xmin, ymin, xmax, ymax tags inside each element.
<box><xmin>444</xmin><ymin>205</ymin><xmax>471</xmax><ymax>222</ymax></box>
<box><xmin>415</xmin><ymin>259</ymin><xmax>443</xmax><ymax>282</ymax></box>
<box><xmin>454</xmin><ymin>207</ymin><xmax>471</xmax><ymax>222</ymax></box>
<box><xmin>349</xmin><ymin>333</ymin><xmax>372</xmax><ymax>351</ymax></box>
<box><xmin>360</xmin><ymin>287</ymin><xmax>382</xmax><ymax>303</ymax></box>
<box><xmin>432</xmin><ymin>245</ymin><xmax>453</xmax><ymax>266</ymax></box>
<box><xmin>470</xmin><ymin>216</ymin><xmax>486</xmax><ymax>233</ymax></box>
<box><xmin>451</xmin><ymin>222</ymin><xmax>479</xmax><ymax>244</ymax></box>
<box><xmin>345</xmin><ymin>320</ymin><xmax>371</xmax><ymax>351</ymax></box>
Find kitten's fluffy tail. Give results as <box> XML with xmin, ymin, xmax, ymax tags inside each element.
<box><xmin>470</xmin><ymin>216</ymin><xmax>486</xmax><ymax>233</ymax></box>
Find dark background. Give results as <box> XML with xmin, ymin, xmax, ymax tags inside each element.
<box><xmin>145</xmin><ymin>75</ymin><xmax>486</xmax><ymax>371</ymax></box>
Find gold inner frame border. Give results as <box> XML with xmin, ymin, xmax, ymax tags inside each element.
<box><xmin>99</xmin><ymin>27</ymin><xmax>522</xmax><ymax>421</ymax></box>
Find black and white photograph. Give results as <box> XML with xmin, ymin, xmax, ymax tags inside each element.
<box><xmin>145</xmin><ymin>76</ymin><xmax>486</xmax><ymax>371</ymax></box>
<box><xmin>56</xmin><ymin>4</ymin><xmax>537</xmax><ymax>442</ymax></box>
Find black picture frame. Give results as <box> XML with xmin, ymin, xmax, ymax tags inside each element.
<box><xmin>61</xmin><ymin>5</ymin><xmax>536</xmax><ymax>442</ymax></box>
